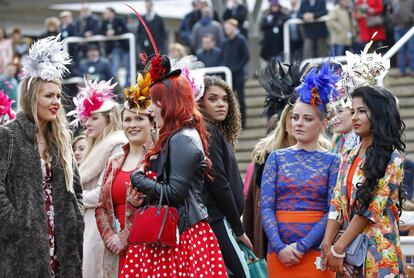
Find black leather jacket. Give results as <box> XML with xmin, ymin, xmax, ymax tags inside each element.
<box><xmin>130</xmin><ymin>128</ymin><xmax>208</xmax><ymax>233</ymax></box>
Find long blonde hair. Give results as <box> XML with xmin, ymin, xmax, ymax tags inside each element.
<box><xmin>83</xmin><ymin>104</ymin><xmax>122</xmax><ymax>159</ymax></box>
<box><xmin>252</xmin><ymin>104</ymin><xmax>332</xmax><ymax>165</ymax></box>
<box><xmin>20</xmin><ymin>78</ymin><xmax>75</xmax><ymax>192</ymax></box>
<box><xmin>253</xmin><ymin>105</ymin><xmax>294</xmax><ymax>165</ymax></box>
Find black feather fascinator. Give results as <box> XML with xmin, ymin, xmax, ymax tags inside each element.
<box><xmin>258</xmin><ymin>58</ymin><xmax>308</xmax><ymax>120</ymax></box>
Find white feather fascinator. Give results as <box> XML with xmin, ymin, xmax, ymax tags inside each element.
<box><xmin>338</xmin><ymin>38</ymin><xmax>390</xmax><ymax>96</ymax></box>
<box><xmin>22</xmin><ymin>34</ymin><xmax>71</xmax><ymax>83</ymax></box>
<box><xmin>335</xmin><ymin>37</ymin><xmax>390</xmax><ymax>109</ymax></box>
<box><xmin>67</xmin><ymin>78</ymin><xmax>118</xmax><ymax>127</ymax></box>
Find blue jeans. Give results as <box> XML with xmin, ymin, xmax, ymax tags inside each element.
<box><xmin>393</xmin><ymin>26</ymin><xmax>414</xmax><ymax>74</ymax></box>
<box><xmin>111</xmin><ymin>47</ymin><xmax>131</xmax><ymax>86</ymax></box>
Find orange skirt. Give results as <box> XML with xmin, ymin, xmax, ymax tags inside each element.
<box><xmin>267</xmin><ymin>211</ymin><xmax>335</xmax><ymax>278</ymax></box>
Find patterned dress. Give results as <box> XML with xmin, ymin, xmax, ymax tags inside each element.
<box><xmin>261</xmin><ymin>148</ymin><xmax>340</xmax><ymax>277</ymax></box>
<box><xmin>41</xmin><ymin>159</ymin><xmax>58</xmax><ymax>276</ymax></box>
<box><xmin>328</xmin><ymin>144</ymin><xmax>405</xmax><ymax>277</ymax></box>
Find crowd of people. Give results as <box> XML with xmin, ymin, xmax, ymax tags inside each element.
<box><xmin>0</xmin><ymin>0</ymin><xmax>414</xmax><ymax>278</ymax></box>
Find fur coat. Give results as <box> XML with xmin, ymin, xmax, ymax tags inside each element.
<box><xmin>0</xmin><ymin>112</ymin><xmax>84</xmax><ymax>278</ymax></box>
<box><xmin>79</xmin><ymin>130</ymin><xmax>127</xmax><ymax>278</ymax></box>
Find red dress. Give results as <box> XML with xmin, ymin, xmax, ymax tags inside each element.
<box><xmin>119</xmin><ymin>171</ymin><xmax>227</xmax><ymax>278</ymax></box>
<box><xmin>112</xmin><ymin>169</ymin><xmax>133</xmax><ymax>273</ymax></box>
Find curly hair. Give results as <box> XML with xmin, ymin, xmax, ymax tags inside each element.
<box><xmin>200</xmin><ymin>76</ymin><xmax>241</xmax><ymax>149</ymax></box>
<box><xmin>351</xmin><ymin>86</ymin><xmax>406</xmax><ymax>215</ymax></box>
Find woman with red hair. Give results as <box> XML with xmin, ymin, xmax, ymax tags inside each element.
<box><xmin>119</xmin><ymin>56</ymin><xmax>227</xmax><ymax>278</ymax></box>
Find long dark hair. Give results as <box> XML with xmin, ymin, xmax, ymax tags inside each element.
<box><xmin>351</xmin><ymin>86</ymin><xmax>406</xmax><ymax>215</ymax></box>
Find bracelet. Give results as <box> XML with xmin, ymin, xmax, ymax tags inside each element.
<box><xmin>330</xmin><ymin>245</ymin><xmax>346</xmax><ymax>259</ymax></box>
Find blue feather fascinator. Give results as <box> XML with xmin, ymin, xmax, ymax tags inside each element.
<box><xmin>295</xmin><ymin>63</ymin><xmax>340</xmax><ymax>116</ymax></box>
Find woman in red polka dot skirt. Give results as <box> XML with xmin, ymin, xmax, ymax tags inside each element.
<box><xmin>120</xmin><ymin>55</ymin><xmax>227</xmax><ymax>278</ymax></box>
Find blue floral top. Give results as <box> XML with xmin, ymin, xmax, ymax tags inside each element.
<box><xmin>260</xmin><ymin>148</ymin><xmax>340</xmax><ymax>254</ymax></box>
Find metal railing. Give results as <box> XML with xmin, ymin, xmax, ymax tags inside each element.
<box><xmin>283</xmin><ymin>16</ymin><xmax>329</xmax><ymax>63</ymax></box>
<box><xmin>203</xmin><ymin>66</ymin><xmax>233</xmax><ymax>88</ymax></box>
<box><xmin>62</xmin><ymin>33</ymin><xmax>137</xmax><ymax>86</ymax></box>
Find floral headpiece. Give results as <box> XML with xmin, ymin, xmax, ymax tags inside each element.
<box><xmin>338</xmin><ymin>38</ymin><xmax>390</xmax><ymax>96</ymax></box>
<box><xmin>0</xmin><ymin>90</ymin><xmax>15</xmax><ymax>124</ymax></box>
<box><xmin>296</xmin><ymin>63</ymin><xmax>340</xmax><ymax>116</ymax></box>
<box><xmin>126</xmin><ymin>4</ymin><xmax>181</xmax><ymax>93</ymax></box>
<box><xmin>22</xmin><ymin>34</ymin><xmax>71</xmax><ymax>89</ymax></box>
<box><xmin>258</xmin><ymin>58</ymin><xmax>307</xmax><ymax>119</ymax></box>
<box><xmin>67</xmin><ymin>78</ymin><xmax>117</xmax><ymax>127</ymax></box>
<box><xmin>124</xmin><ymin>65</ymin><xmax>152</xmax><ymax>111</ymax></box>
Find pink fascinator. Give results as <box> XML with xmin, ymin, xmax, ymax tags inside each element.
<box><xmin>0</xmin><ymin>90</ymin><xmax>15</xmax><ymax>124</ymax></box>
<box><xmin>67</xmin><ymin>78</ymin><xmax>117</xmax><ymax>127</ymax></box>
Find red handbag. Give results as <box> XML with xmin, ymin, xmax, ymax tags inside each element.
<box><xmin>128</xmin><ymin>184</ymin><xmax>179</xmax><ymax>247</ymax></box>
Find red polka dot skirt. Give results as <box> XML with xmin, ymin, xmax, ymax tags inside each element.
<box><xmin>120</xmin><ymin>221</ymin><xmax>228</xmax><ymax>278</ymax></box>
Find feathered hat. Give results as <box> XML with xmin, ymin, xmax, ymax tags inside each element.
<box><xmin>258</xmin><ymin>58</ymin><xmax>307</xmax><ymax>120</ymax></box>
<box><xmin>22</xmin><ymin>34</ymin><xmax>71</xmax><ymax>89</ymax></box>
<box><xmin>338</xmin><ymin>37</ymin><xmax>390</xmax><ymax>96</ymax></box>
<box><xmin>126</xmin><ymin>4</ymin><xmax>181</xmax><ymax>86</ymax></box>
<box><xmin>295</xmin><ymin>62</ymin><xmax>340</xmax><ymax>116</ymax></box>
<box><xmin>0</xmin><ymin>90</ymin><xmax>15</xmax><ymax>124</ymax></box>
<box><xmin>67</xmin><ymin>78</ymin><xmax>117</xmax><ymax>127</ymax></box>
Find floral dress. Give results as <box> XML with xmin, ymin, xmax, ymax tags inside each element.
<box><xmin>42</xmin><ymin>159</ymin><xmax>58</xmax><ymax>276</ymax></box>
<box><xmin>328</xmin><ymin>144</ymin><xmax>405</xmax><ymax>277</ymax></box>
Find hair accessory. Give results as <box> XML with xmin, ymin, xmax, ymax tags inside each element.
<box><xmin>258</xmin><ymin>58</ymin><xmax>308</xmax><ymax>119</ymax></box>
<box><xmin>126</xmin><ymin>4</ymin><xmax>181</xmax><ymax>85</ymax></box>
<box><xmin>296</xmin><ymin>62</ymin><xmax>340</xmax><ymax>115</ymax></box>
<box><xmin>22</xmin><ymin>34</ymin><xmax>71</xmax><ymax>89</ymax></box>
<box><xmin>0</xmin><ymin>90</ymin><xmax>15</xmax><ymax>124</ymax></box>
<box><xmin>124</xmin><ymin>69</ymin><xmax>153</xmax><ymax>111</ymax></box>
<box><xmin>67</xmin><ymin>78</ymin><xmax>117</xmax><ymax>127</ymax></box>
<box><xmin>338</xmin><ymin>36</ymin><xmax>390</xmax><ymax>95</ymax></box>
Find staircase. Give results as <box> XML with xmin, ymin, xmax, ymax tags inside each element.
<box><xmin>235</xmin><ymin>72</ymin><xmax>414</xmax><ymax>178</ymax></box>
<box><xmin>384</xmin><ymin>72</ymin><xmax>414</xmax><ymax>160</ymax></box>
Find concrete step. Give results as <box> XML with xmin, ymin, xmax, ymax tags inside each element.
<box><xmin>245</xmin><ymin>87</ymin><xmax>266</xmax><ymax>97</ymax></box>
<box><xmin>236</xmin><ymin>139</ymin><xmax>259</xmax><ymax>152</ymax></box>
<box><xmin>245</xmin><ymin>116</ymin><xmax>267</xmax><ymax>129</ymax></box>
<box><xmin>398</xmin><ymin>97</ymin><xmax>414</xmax><ymax>108</ymax></box>
<box><xmin>246</xmin><ymin>106</ymin><xmax>264</xmax><ymax>117</ymax></box>
<box><xmin>235</xmin><ymin>150</ymin><xmax>254</xmax><ymax>163</ymax></box>
<box><xmin>400</xmin><ymin>108</ymin><xmax>414</xmax><ymax>119</ymax></box>
<box><xmin>238</xmin><ymin>161</ymin><xmax>251</xmax><ymax>175</ymax></box>
<box><xmin>245</xmin><ymin>95</ymin><xmax>266</xmax><ymax>108</ymax></box>
<box><xmin>239</xmin><ymin>127</ymin><xmax>267</xmax><ymax>140</ymax></box>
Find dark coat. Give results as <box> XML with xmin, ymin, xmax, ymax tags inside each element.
<box><xmin>221</xmin><ymin>33</ymin><xmax>250</xmax><ymax>75</ymax></box>
<box><xmin>75</xmin><ymin>14</ymin><xmax>100</xmax><ymax>37</ymax></box>
<box><xmin>202</xmin><ymin>124</ymin><xmax>245</xmax><ymax>236</ymax></box>
<box><xmin>0</xmin><ymin>113</ymin><xmax>84</xmax><ymax>278</ymax></box>
<box><xmin>196</xmin><ymin>47</ymin><xmax>222</xmax><ymax>68</ymax></box>
<box><xmin>137</xmin><ymin>13</ymin><xmax>167</xmax><ymax>56</ymax></box>
<box><xmin>79</xmin><ymin>57</ymin><xmax>114</xmax><ymax>82</ymax></box>
<box><xmin>260</xmin><ymin>10</ymin><xmax>289</xmax><ymax>60</ymax></box>
<box><xmin>242</xmin><ymin>161</ymin><xmax>268</xmax><ymax>259</ymax></box>
<box><xmin>223</xmin><ymin>4</ymin><xmax>248</xmax><ymax>37</ymax></box>
<box><xmin>100</xmin><ymin>16</ymin><xmax>129</xmax><ymax>53</ymax></box>
<box><xmin>131</xmin><ymin>129</ymin><xmax>208</xmax><ymax>233</ymax></box>
<box><xmin>298</xmin><ymin>0</ymin><xmax>329</xmax><ymax>39</ymax></box>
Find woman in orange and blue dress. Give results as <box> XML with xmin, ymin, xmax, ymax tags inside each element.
<box><xmin>322</xmin><ymin>86</ymin><xmax>406</xmax><ymax>277</ymax></box>
<box><xmin>261</xmin><ymin>63</ymin><xmax>340</xmax><ymax>277</ymax></box>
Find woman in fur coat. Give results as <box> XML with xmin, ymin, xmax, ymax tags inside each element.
<box><xmin>68</xmin><ymin>79</ymin><xmax>127</xmax><ymax>278</ymax></box>
<box><xmin>0</xmin><ymin>36</ymin><xmax>84</xmax><ymax>277</ymax></box>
